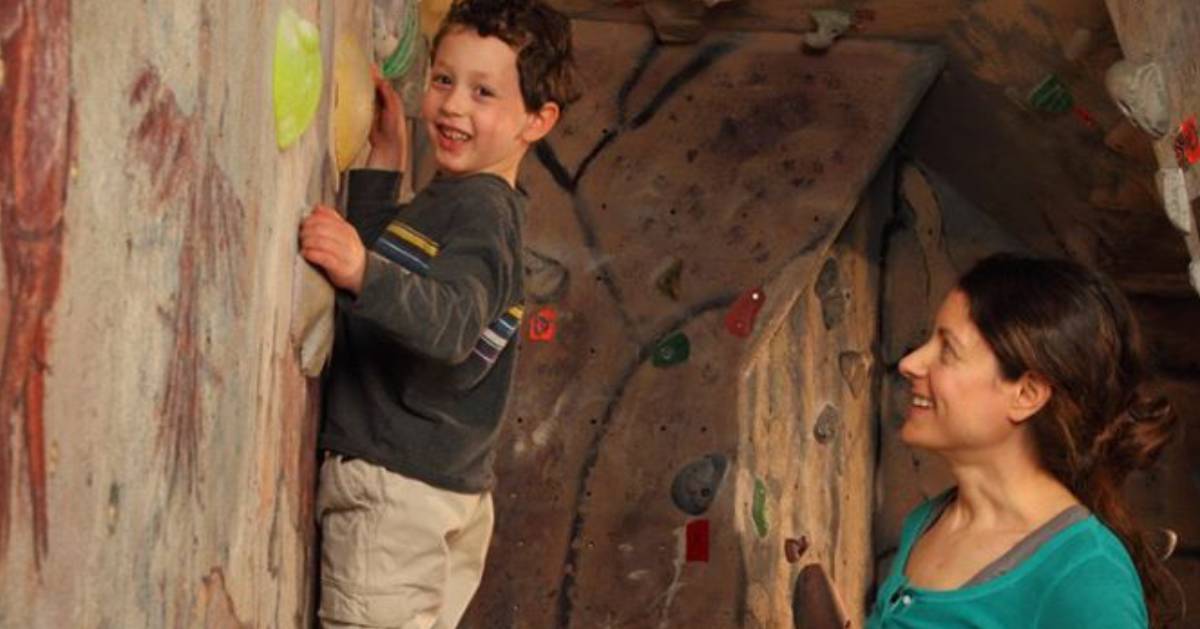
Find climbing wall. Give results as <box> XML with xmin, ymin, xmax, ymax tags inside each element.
<box><xmin>0</xmin><ymin>1</ymin><xmax>363</xmax><ymax>625</ymax></box>
<box><xmin>459</xmin><ymin>20</ymin><xmax>942</xmax><ymax>628</ymax></box>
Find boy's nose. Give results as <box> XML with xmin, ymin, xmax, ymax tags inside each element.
<box><xmin>440</xmin><ymin>87</ymin><xmax>468</xmax><ymax>116</ymax></box>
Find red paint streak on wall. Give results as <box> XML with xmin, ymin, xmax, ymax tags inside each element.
<box><xmin>127</xmin><ymin>67</ymin><xmax>246</xmax><ymax>493</ymax></box>
<box><xmin>0</xmin><ymin>0</ymin><xmax>70</xmax><ymax>568</ymax></box>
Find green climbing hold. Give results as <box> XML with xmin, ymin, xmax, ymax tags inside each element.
<box><xmin>652</xmin><ymin>331</ymin><xmax>690</xmax><ymax>367</ymax></box>
<box><xmin>380</xmin><ymin>0</ymin><xmax>420</xmax><ymax>80</ymax></box>
<box><xmin>752</xmin><ymin>478</ymin><xmax>769</xmax><ymax>538</ymax></box>
<box><xmin>273</xmin><ymin>7</ymin><xmax>323</xmax><ymax>149</ymax></box>
<box><xmin>1027</xmin><ymin>75</ymin><xmax>1074</xmax><ymax>114</ymax></box>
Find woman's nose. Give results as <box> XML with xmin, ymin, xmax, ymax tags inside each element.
<box><xmin>898</xmin><ymin>343</ymin><xmax>928</xmax><ymax>381</ymax></box>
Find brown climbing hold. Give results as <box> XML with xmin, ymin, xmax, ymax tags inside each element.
<box><xmin>643</xmin><ymin>0</ymin><xmax>707</xmax><ymax>44</ymax></box>
<box><xmin>838</xmin><ymin>352</ymin><xmax>869</xmax><ymax>398</ymax></box>
<box><xmin>784</xmin><ymin>536</ymin><xmax>808</xmax><ymax>564</ymax></box>
<box><xmin>652</xmin><ymin>256</ymin><xmax>683</xmax><ymax>300</ymax></box>
<box><xmin>793</xmin><ymin>564</ymin><xmax>850</xmax><ymax>629</ymax></box>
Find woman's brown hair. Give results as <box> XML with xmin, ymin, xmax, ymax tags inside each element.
<box><xmin>958</xmin><ymin>253</ymin><xmax>1181</xmax><ymax>626</ymax></box>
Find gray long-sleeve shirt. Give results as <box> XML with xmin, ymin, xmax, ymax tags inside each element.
<box><xmin>319</xmin><ymin>169</ymin><xmax>526</xmax><ymax>493</ymax></box>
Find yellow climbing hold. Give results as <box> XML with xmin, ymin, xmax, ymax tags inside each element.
<box><xmin>274</xmin><ymin>7</ymin><xmax>323</xmax><ymax>149</ymax></box>
<box><xmin>333</xmin><ymin>34</ymin><xmax>375</xmax><ymax>171</ymax></box>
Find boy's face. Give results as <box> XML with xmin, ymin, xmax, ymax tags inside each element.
<box><xmin>422</xmin><ymin>26</ymin><xmax>551</xmax><ymax>185</ymax></box>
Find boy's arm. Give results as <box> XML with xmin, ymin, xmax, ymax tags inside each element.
<box><xmin>340</xmin><ymin>198</ymin><xmax>517</xmax><ymax>364</ymax></box>
<box><xmin>345</xmin><ymin>168</ymin><xmax>402</xmax><ymax>246</ymax></box>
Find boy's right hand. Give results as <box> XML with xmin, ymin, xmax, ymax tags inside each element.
<box><xmin>366</xmin><ymin>65</ymin><xmax>408</xmax><ymax>173</ymax></box>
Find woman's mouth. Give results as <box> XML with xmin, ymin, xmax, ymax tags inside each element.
<box><xmin>911</xmin><ymin>394</ymin><xmax>934</xmax><ymax>409</ymax></box>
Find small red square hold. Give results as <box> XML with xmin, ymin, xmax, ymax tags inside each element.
<box><xmin>528</xmin><ymin>306</ymin><xmax>557</xmax><ymax>342</ymax></box>
<box><xmin>686</xmin><ymin>519</ymin><xmax>710</xmax><ymax>563</ymax></box>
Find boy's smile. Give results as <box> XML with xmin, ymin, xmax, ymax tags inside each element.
<box><xmin>422</xmin><ymin>26</ymin><xmax>538</xmax><ymax>186</ymax></box>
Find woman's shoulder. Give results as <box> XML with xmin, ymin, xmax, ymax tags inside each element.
<box><xmin>1028</xmin><ymin>517</ymin><xmax>1146</xmax><ymax>626</ymax></box>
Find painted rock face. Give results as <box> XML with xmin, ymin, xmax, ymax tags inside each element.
<box><xmin>671</xmin><ymin>453</ymin><xmax>728</xmax><ymax>516</ymax></box>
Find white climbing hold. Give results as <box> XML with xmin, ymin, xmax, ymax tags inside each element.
<box><xmin>1105</xmin><ymin>59</ymin><xmax>1170</xmax><ymax>138</ymax></box>
<box><xmin>1157</xmin><ymin>167</ymin><xmax>1194</xmax><ymax>234</ymax></box>
<box><xmin>804</xmin><ymin>9</ymin><xmax>852</xmax><ymax>51</ymax></box>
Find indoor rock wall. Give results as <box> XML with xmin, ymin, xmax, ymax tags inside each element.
<box><xmin>458</xmin><ymin>20</ymin><xmax>941</xmax><ymax>628</ymax></box>
<box><xmin>0</xmin><ymin>1</ymin><xmax>355</xmax><ymax>625</ymax></box>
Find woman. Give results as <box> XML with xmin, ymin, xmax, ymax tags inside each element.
<box><xmin>868</xmin><ymin>254</ymin><xmax>1179</xmax><ymax>628</ymax></box>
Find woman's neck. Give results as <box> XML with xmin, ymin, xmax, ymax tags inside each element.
<box><xmin>944</xmin><ymin>447</ymin><xmax>1079</xmax><ymax>533</ymax></box>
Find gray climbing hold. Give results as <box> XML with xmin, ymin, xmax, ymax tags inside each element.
<box><xmin>1106</xmin><ymin>59</ymin><xmax>1169</xmax><ymax>139</ymax></box>
<box><xmin>813</xmin><ymin>405</ymin><xmax>839</xmax><ymax>444</ymax></box>
<box><xmin>814</xmin><ymin>258</ymin><xmax>845</xmax><ymax>329</ymax></box>
<box><xmin>671</xmin><ymin>453</ymin><xmax>728</xmax><ymax>516</ymax></box>
<box><xmin>524</xmin><ymin>248</ymin><xmax>569</xmax><ymax>303</ymax></box>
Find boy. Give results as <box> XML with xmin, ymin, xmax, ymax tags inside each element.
<box><xmin>298</xmin><ymin>1</ymin><xmax>578</xmax><ymax>626</ymax></box>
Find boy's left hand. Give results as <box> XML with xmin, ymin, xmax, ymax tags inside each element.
<box><xmin>300</xmin><ymin>205</ymin><xmax>366</xmax><ymax>295</ymax></box>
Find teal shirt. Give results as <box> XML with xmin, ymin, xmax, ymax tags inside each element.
<box><xmin>867</xmin><ymin>494</ymin><xmax>1147</xmax><ymax>628</ymax></box>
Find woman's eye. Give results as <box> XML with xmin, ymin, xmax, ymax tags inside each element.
<box><xmin>432</xmin><ymin>74</ymin><xmax>452</xmax><ymax>86</ymax></box>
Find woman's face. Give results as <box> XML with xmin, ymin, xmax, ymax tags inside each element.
<box><xmin>898</xmin><ymin>290</ymin><xmax>1022</xmax><ymax>457</ymax></box>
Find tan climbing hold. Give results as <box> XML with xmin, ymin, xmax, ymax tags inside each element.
<box><xmin>421</xmin><ymin>0</ymin><xmax>454</xmax><ymax>44</ymax></box>
<box><xmin>1106</xmin><ymin>59</ymin><xmax>1169</xmax><ymax>139</ymax></box>
<box><xmin>333</xmin><ymin>34</ymin><xmax>375</xmax><ymax>172</ymax></box>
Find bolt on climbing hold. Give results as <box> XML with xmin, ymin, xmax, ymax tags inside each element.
<box><xmin>752</xmin><ymin>478</ymin><xmax>770</xmax><ymax>538</ymax></box>
<box><xmin>1106</xmin><ymin>60</ymin><xmax>1169</xmax><ymax>138</ymax></box>
<box><xmin>273</xmin><ymin>7</ymin><xmax>323</xmax><ymax>149</ymax></box>
<box><xmin>838</xmin><ymin>352</ymin><xmax>869</xmax><ymax>398</ymax></box>
<box><xmin>653</xmin><ymin>256</ymin><xmax>684</xmax><ymax>301</ymax></box>
<box><xmin>1027</xmin><ymin>75</ymin><xmax>1074</xmax><ymax>114</ymax></box>
<box><xmin>374</xmin><ymin>0</ymin><xmax>421</xmax><ymax>79</ymax></box>
<box><xmin>1175</xmin><ymin>116</ymin><xmax>1199</xmax><ymax>168</ymax></box>
<box><xmin>671</xmin><ymin>453</ymin><xmax>728</xmax><ymax>515</ymax></box>
<box><xmin>785</xmin><ymin>536</ymin><xmax>809</xmax><ymax>563</ymax></box>
<box><xmin>1157</xmin><ymin>168</ymin><xmax>1194</xmax><ymax>234</ymax></box>
<box><xmin>528</xmin><ymin>306</ymin><xmax>557</xmax><ymax>342</ymax></box>
<box><xmin>686</xmin><ymin>519</ymin><xmax>710</xmax><ymax>562</ymax></box>
<box><xmin>653</xmin><ymin>331</ymin><xmax>691</xmax><ymax>367</ymax></box>
<box><xmin>803</xmin><ymin>9</ymin><xmax>852</xmax><ymax>51</ymax></box>
<box><xmin>813</xmin><ymin>405</ymin><xmax>840</xmax><ymax>444</ymax></box>
<box><xmin>725</xmin><ymin>287</ymin><xmax>766</xmax><ymax>338</ymax></box>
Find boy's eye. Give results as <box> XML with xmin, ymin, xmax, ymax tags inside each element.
<box><xmin>475</xmin><ymin>85</ymin><xmax>496</xmax><ymax>98</ymax></box>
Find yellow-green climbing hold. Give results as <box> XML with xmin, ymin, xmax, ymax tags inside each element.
<box><xmin>273</xmin><ymin>7</ymin><xmax>323</xmax><ymax>149</ymax></box>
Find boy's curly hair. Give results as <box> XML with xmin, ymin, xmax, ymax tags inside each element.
<box><xmin>433</xmin><ymin>0</ymin><xmax>581</xmax><ymax>112</ymax></box>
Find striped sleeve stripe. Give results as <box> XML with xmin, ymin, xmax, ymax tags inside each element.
<box><xmin>373</xmin><ymin>221</ymin><xmax>439</xmax><ymax>274</ymax></box>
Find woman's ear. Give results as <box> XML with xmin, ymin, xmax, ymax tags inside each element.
<box><xmin>520</xmin><ymin>101</ymin><xmax>561</xmax><ymax>144</ymax></box>
<box><xmin>1009</xmin><ymin>372</ymin><xmax>1052</xmax><ymax>424</ymax></box>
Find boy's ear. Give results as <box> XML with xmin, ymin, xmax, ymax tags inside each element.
<box><xmin>1008</xmin><ymin>371</ymin><xmax>1051</xmax><ymax>425</ymax></box>
<box><xmin>520</xmin><ymin>101</ymin><xmax>561</xmax><ymax>144</ymax></box>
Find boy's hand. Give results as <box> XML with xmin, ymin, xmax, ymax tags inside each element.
<box><xmin>367</xmin><ymin>65</ymin><xmax>408</xmax><ymax>172</ymax></box>
<box><xmin>300</xmin><ymin>205</ymin><xmax>366</xmax><ymax>295</ymax></box>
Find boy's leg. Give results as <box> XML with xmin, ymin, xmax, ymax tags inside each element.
<box><xmin>318</xmin><ymin>455</ymin><xmax>455</xmax><ymax>628</ymax></box>
<box><xmin>433</xmin><ymin>493</ymin><xmax>495</xmax><ymax>629</ymax></box>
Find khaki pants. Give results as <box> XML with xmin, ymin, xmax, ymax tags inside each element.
<box><xmin>317</xmin><ymin>454</ymin><xmax>494</xmax><ymax>629</ymax></box>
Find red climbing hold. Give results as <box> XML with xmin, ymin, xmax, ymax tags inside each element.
<box><xmin>528</xmin><ymin>306</ymin><xmax>558</xmax><ymax>342</ymax></box>
<box><xmin>1176</xmin><ymin>116</ymin><xmax>1199</xmax><ymax>168</ymax></box>
<box><xmin>686</xmin><ymin>519</ymin><xmax>710</xmax><ymax>562</ymax></box>
<box><xmin>724</xmin><ymin>287</ymin><xmax>766</xmax><ymax>338</ymax></box>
